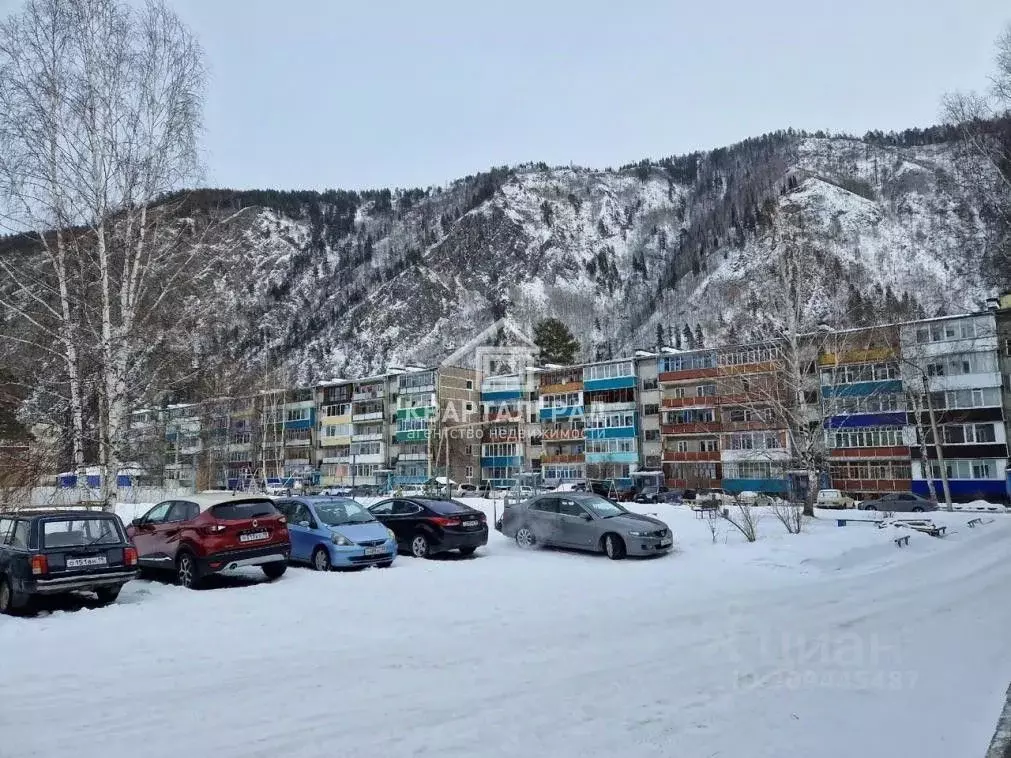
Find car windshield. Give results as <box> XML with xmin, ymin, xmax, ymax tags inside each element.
<box><xmin>314</xmin><ymin>499</ymin><xmax>374</xmax><ymax>526</ymax></box>
<box><xmin>580</xmin><ymin>495</ymin><xmax>627</xmax><ymax>518</ymax></box>
<box><xmin>42</xmin><ymin>517</ymin><xmax>123</xmax><ymax>548</ymax></box>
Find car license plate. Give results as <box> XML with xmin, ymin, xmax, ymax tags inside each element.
<box><xmin>462</xmin><ymin>520</ymin><xmax>479</xmax><ymax>527</ymax></box>
<box><xmin>239</xmin><ymin>531</ymin><xmax>269</xmax><ymax>543</ymax></box>
<box><xmin>364</xmin><ymin>546</ymin><xmax>385</xmax><ymax>556</ymax></box>
<box><xmin>660</xmin><ymin>538</ymin><xmax>673</xmax><ymax>547</ymax></box>
<box><xmin>66</xmin><ymin>555</ymin><xmax>107</xmax><ymax>568</ymax></box>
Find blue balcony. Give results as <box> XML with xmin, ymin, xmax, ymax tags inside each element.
<box><xmin>912</xmin><ymin>479</ymin><xmax>1008</xmax><ymax>501</ymax></box>
<box><xmin>584</xmin><ymin>451</ymin><xmax>639</xmax><ymax>465</ymax></box>
<box><xmin>584</xmin><ymin>426</ymin><xmax>637</xmax><ymax>440</ymax></box>
<box><xmin>539</xmin><ymin>406</ymin><xmax>582</xmax><ymax>421</ymax></box>
<box><xmin>820</xmin><ymin>380</ymin><xmax>903</xmax><ymax>398</ymax></box>
<box><xmin>482</xmin><ymin>389</ymin><xmax>524</xmax><ymax>402</ymax></box>
<box><xmin>480</xmin><ymin>456</ymin><xmax>523</xmax><ymax>468</ymax></box>
<box><xmin>284</xmin><ymin>418</ymin><xmax>313</xmax><ymax>431</ymax></box>
<box><xmin>583</xmin><ymin>376</ymin><xmax>637</xmax><ymax>393</ymax></box>
<box><xmin>824</xmin><ymin>412</ymin><xmax>907</xmax><ymax>429</ymax></box>
<box><xmin>722</xmin><ymin>478</ymin><xmax>790</xmax><ymax>496</ymax></box>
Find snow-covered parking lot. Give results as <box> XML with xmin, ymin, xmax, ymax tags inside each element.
<box><xmin>3</xmin><ymin>501</ymin><xmax>1011</xmax><ymax>758</ymax></box>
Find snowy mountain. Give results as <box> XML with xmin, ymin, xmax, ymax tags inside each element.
<box><xmin>76</xmin><ymin>130</ymin><xmax>1011</xmax><ymax>385</ymax></box>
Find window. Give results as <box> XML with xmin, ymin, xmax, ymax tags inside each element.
<box><xmin>644</xmin><ymin>429</ymin><xmax>661</xmax><ymax>441</ymax></box>
<box><xmin>465</xmin><ymin>445</ymin><xmax>473</xmax><ymax>456</ymax></box>
<box><xmin>642</xmin><ymin>378</ymin><xmax>658</xmax><ymax>391</ymax></box>
<box><xmin>10</xmin><ymin>520</ymin><xmax>29</xmax><ymax>549</ymax></box>
<box><xmin>466</xmin><ymin>380</ymin><xmax>473</xmax><ymax>390</ymax></box>
<box><xmin>585</xmin><ymin>411</ymin><xmax>635</xmax><ymax>429</ymax></box>
<box><xmin>665</xmin><ymin>408</ymin><xmax>716</xmax><ymax>425</ymax></box>
<box><xmin>831</xmin><ymin>427</ymin><xmax>905</xmax><ymax>449</ymax></box>
<box><xmin>644</xmin><ymin>404</ymin><xmax>659</xmax><ymax>416</ymax></box>
<box><xmin>676</xmin><ymin>440</ymin><xmax>688</xmax><ymax>452</ymax></box>
<box><xmin>166</xmin><ymin>501</ymin><xmax>198</xmax><ymax>523</ymax></box>
<box><xmin>0</xmin><ymin>518</ymin><xmax>12</xmax><ymax>544</ymax></box>
<box><xmin>584</xmin><ymin>361</ymin><xmax>634</xmax><ymax>381</ymax></box>
<box><xmin>529</xmin><ymin>498</ymin><xmax>558</xmax><ymax>513</ymax></box>
<box><xmin>973</xmin><ymin>424</ymin><xmax>997</xmax><ymax>443</ymax></box>
<box><xmin>42</xmin><ymin>518</ymin><xmax>123</xmax><ymax>548</ymax></box>
<box><xmin>323</xmin><ymin>403</ymin><xmax>351</xmax><ymax>418</ymax></box>
<box><xmin>465</xmin><ymin>465</ymin><xmax>474</xmax><ymax>478</ymax></box>
<box><xmin>370</xmin><ymin>501</ymin><xmax>395</xmax><ymax>516</ymax></box>
<box><xmin>399</xmin><ymin>371</ymin><xmax>436</xmax><ymax>391</ymax></box>
<box><xmin>557</xmin><ymin>499</ymin><xmax>586</xmax><ymax>517</ymax></box>
<box><xmin>659</xmin><ymin>352</ymin><xmax>716</xmax><ymax>373</ymax></box>
<box><xmin>142</xmin><ymin>502</ymin><xmax>173</xmax><ymax>524</ymax></box>
<box><xmin>465</xmin><ymin>402</ymin><xmax>474</xmax><ymax>412</ymax></box>
<box><xmin>285</xmin><ymin>408</ymin><xmax>310</xmax><ymax>422</ymax></box>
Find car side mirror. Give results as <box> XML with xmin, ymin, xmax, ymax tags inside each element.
<box><xmin>131</xmin><ymin>517</ymin><xmax>143</xmax><ymax>527</ymax></box>
<box><xmin>581</xmin><ymin>513</ymin><xmax>592</xmax><ymax>521</ymax></box>
<box><xmin>298</xmin><ymin>520</ymin><xmax>310</xmax><ymax>528</ymax></box>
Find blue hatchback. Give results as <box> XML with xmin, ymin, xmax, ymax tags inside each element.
<box><xmin>274</xmin><ymin>497</ymin><xmax>397</xmax><ymax>571</ymax></box>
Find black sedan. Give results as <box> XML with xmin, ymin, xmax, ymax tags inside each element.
<box><xmin>0</xmin><ymin>510</ymin><xmax>138</xmax><ymax>614</ymax></box>
<box><xmin>367</xmin><ymin>497</ymin><xmax>488</xmax><ymax>558</ymax></box>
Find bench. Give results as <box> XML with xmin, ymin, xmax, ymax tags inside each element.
<box><xmin>895</xmin><ymin>520</ymin><xmax>947</xmax><ymax>538</ymax></box>
<box><xmin>968</xmin><ymin>517</ymin><xmax>983</xmax><ymax>528</ymax></box>
<box><xmin>894</xmin><ymin>535</ymin><xmax>910</xmax><ymax>547</ymax></box>
<box><xmin>691</xmin><ymin>504</ymin><xmax>720</xmax><ymax>519</ymax></box>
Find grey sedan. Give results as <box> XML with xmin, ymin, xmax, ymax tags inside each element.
<box><xmin>858</xmin><ymin>492</ymin><xmax>938</xmax><ymax>512</ymax></box>
<box><xmin>496</xmin><ymin>492</ymin><xmax>673</xmax><ymax>559</ymax></box>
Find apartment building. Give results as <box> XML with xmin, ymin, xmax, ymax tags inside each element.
<box><xmin>634</xmin><ymin>353</ymin><xmax>663</xmax><ymax>471</ymax></box>
<box><xmin>819</xmin><ymin>325</ymin><xmax>912</xmax><ymax>500</ymax></box>
<box><xmin>538</xmin><ymin>365</ymin><xmax>586</xmax><ymax>485</ymax></box>
<box><xmin>480</xmin><ymin>371</ymin><xmax>538</xmax><ymax>488</ymax></box>
<box><xmin>900</xmin><ymin>312</ymin><xmax>1008</xmax><ymax>502</ymax></box>
<box><xmin>582</xmin><ymin>358</ymin><xmax>640</xmax><ymax>480</ymax></box>
<box><xmin>658</xmin><ymin>348</ymin><xmax>722</xmax><ymax>492</ymax></box>
<box><xmin>317</xmin><ymin>380</ymin><xmax>354</xmax><ymax>487</ymax></box>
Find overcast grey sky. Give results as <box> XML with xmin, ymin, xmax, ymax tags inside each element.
<box><xmin>163</xmin><ymin>0</ymin><xmax>1008</xmax><ymax>190</ymax></box>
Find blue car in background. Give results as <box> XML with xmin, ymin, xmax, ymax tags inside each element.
<box><xmin>274</xmin><ymin>497</ymin><xmax>397</xmax><ymax>571</ymax></box>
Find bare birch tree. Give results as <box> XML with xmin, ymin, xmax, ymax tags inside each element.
<box><xmin>0</xmin><ymin>0</ymin><xmax>206</xmax><ymax>505</ymax></box>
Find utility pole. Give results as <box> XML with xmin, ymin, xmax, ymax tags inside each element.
<box><xmin>921</xmin><ymin>374</ymin><xmax>953</xmax><ymax>511</ymax></box>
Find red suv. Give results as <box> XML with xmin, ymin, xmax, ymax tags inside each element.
<box><xmin>126</xmin><ymin>493</ymin><xmax>290</xmax><ymax>588</ymax></box>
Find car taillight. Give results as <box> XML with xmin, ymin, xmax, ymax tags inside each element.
<box><xmin>124</xmin><ymin>546</ymin><xmax>138</xmax><ymax>567</ymax></box>
<box><xmin>203</xmin><ymin>524</ymin><xmax>227</xmax><ymax>535</ymax></box>
<box><xmin>30</xmin><ymin>554</ymin><xmax>48</xmax><ymax>575</ymax></box>
<box><xmin>277</xmin><ymin>515</ymin><xmax>286</xmax><ymax>524</ymax></box>
<box><xmin>429</xmin><ymin>516</ymin><xmax>461</xmax><ymax>527</ymax></box>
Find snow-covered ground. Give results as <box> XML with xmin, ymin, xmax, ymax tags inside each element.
<box><xmin>3</xmin><ymin>501</ymin><xmax>1010</xmax><ymax>758</ymax></box>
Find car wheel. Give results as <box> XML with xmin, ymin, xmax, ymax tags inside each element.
<box><xmin>912</xmin><ymin>506</ymin><xmax>924</xmax><ymax>513</ymax></box>
<box><xmin>862</xmin><ymin>505</ymin><xmax>877</xmax><ymax>511</ymax></box>
<box><xmin>95</xmin><ymin>585</ymin><xmax>122</xmax><ymax>606</ymax></box>
<box><xmin>410</xmin><ymin>533</ymin><xmax>430</xmax><ymax>559</ymax></box>
<box><xmin>311</xmin><ymin>547</ymin><xmax>332</xmax><ymax>572</ymax></box>
<box><xmin>262</xmin><ymin>562</ymin><xmax>287</xmax><ymax>580</ymax></box>
<box><xmin>603</xmin><ymin>533</ymin><xmax>626</xmax><ymax>560</ymax></box>
<box><xmin>515</xmin><ymin>526</ymin><xmax>536</xmax><ymax>549</ymax></box>
<box><xmin>458</xmin><ymin>546</ymin><xmax>477</xmax><ymax>557</ymax></box>
<box><xmin>0</xmin><ymin>576</ymin><xmax>26</xmax><ymax>614</ymax></box>
<box><xmin>176</xmin><ymin>552</ymin><xmax>201</xmax><ymax>589</ymax></box>
<box><xmin>377</xmin><ymin>561</ymin><xmax>393</xmax><ymax>568</ymax></box>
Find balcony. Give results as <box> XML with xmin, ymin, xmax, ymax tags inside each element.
<box><xmin>353</xmin><ymin>388</ymin><xmax>385</xmax><ymax>401</ymax></box>
<box><xmin>352</xmin><ymin>432</ymin><xmax>383</xmax><ymax>442</ymax></box>
<box><xmin>661</xmin><ymin>396</ymin><xmax>717</xmax><ymax>409</ymax></box>
<box><xmin>828</xmin><ymin>446</ymin><xmax>910</xmax><ymax>459</ymax></box>
<box><xmin>662</xmin><ymin>450</ymin><xmax>721</xmax><ymax>462</ymax></box>
<box><xmin>661</xmin><ymin>422</ymin><xmax>722</xmax><ymax>435</ymax></box>
<box><xmin>539</xmin><ymin>380</ymin><xmax>583</xmax><ymax>395</ymax></box>
<box><xmin>539</xmin><ymin>405</ymin><xmax>582</xmax><ymax>421</ymax></box>
<box><xmin>321</xmin><ymin>455</ymin><xmax>351</xmax><ymax>464</ymax></box>
<box><xmin>286</xmin><ymin>437</ymin><xmax>312</xmax><ymax>446</ymax></box>
<box><xmin>540</xmin><ymin>453</ymin><xmax>585</xmax><ymax>464</ymax></box>
<box><xmin>541</xmin><ymin>427</ymin><xmax>584</xmax><ymax>441</ymax></box>
<box><xmin>352</xmin><ymin>410</ymin><xmax>385</xmax><ymax>422</ymax></box>
<box><xmin>658</xmin><ymin>366</ymin><xmax>718</xmax><ymax>383</ymax></box>
<box><xmin>819</xmin><ymin>346</ymin><xmax>897</xmax><ymax>366</ymax></box>
<box><xmin>398</xmin><ymin>452</ymin><xmax>428</xmax><ymax>462</ymax></box>
<box><xmin>284</xmin><ymin>458</ymin><xmax>311</xmax><ymax>467</ymax></box>
<box><xmin>584</xmin><ymin>401</ymin><xmax>636</xmax><ymax>414</ymax></box>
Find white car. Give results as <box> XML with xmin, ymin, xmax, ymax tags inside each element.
<box><xmin>735</xmin><ymin>490</ymin><xmax>773</xmax><ymax>506</ymax></box>
<box><xmin>815</xmin><ymin>489</ymin><xmax>856</xmax><ymax>509</ymax></box>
